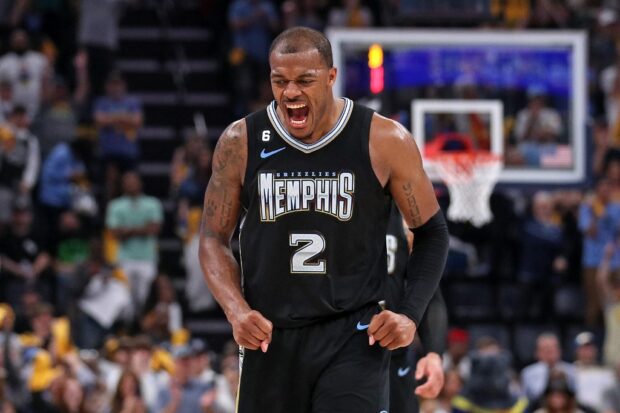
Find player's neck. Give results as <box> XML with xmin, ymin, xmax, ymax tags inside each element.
<box><xmin>304</xmin><ymin>97</ymin><xmax>344</xmax><ymax>144</ymax></box>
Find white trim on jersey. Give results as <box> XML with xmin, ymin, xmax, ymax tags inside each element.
<box><xmin>266</xmin><ymin>97</ymin><xmax>354</xmax><ymax>154</ymax></box>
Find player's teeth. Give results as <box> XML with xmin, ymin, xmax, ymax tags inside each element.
<box><xmin>286</xmin><ymin>104</ymin><xmax>306</xmax><ymax>109</ymax></box>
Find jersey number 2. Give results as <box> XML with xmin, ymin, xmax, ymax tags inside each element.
<box><xmin>289</xmin><ymin>233</ymin><xmax>326</xmax><ymax>274</ymax></box>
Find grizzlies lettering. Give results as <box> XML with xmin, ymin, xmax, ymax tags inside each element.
<box><xmin>258</xmin><ymin>171</ymin><xmax>355</xmax><ymax>221</ymax></box>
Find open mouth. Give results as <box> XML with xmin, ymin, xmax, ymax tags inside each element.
<box><xmin>285</xmin><ymin>103</ymin><xmax>309</xmax><ymax>128</ymax></box>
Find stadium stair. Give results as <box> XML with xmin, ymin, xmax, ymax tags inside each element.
<box><xmin>117</xmin><ymin>1</ymin><xmax>234</xmax><ymax>349</ymax></box>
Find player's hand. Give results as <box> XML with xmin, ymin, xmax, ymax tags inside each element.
<box><xmin>414</xmin><ymin>352</ymin><xmax>444</xmax><ymax>398</ymax></box>
<box><xmin>367</xmin><ymin>311</ymin><xmax>416</xmax><ymax>350</ymax></box>
<box><xmin>230</xmin><ymin>309</ymin><xmax>273</xmax><ymax>352</ymax></box>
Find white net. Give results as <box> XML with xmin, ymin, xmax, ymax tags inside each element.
<box><xmin>427</xmin><ymin>152</ymin><xmax>503</xmax><ymax>227</ymax></box>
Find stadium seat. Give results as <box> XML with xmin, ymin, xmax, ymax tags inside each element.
<box><xmin>553</xmin><ymin>284</ymin><xmax>585</xmax><ymax>321</ymax></box>
<box><xmin>445</xmin><ymin>281</ymin><xmax>495</xmax><ymax>322</ymax></box>
<box><xmin>497</xmin><ymin>283</ymin><xmax>528</xmax><ymax>320</ymax></box>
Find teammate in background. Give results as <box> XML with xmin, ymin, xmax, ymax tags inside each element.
<box><xmin>386</xmin><ymin>203</ymin><xmax>447</xmax><ymax>412</ymax></box>
<box><xmin>199</xmin><ymin>27</ymin><xmax>449</xmax><ymax>413</ymax></box>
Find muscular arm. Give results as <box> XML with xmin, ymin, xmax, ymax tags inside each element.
<box><xmin>368</xmin><ymin>114</ymin><xmax>448</xmax><ymax>350</ymax></box>
<box><xmin>199</xmin><ymin>120</ymin><xmax>246</xmax><ymax>318</ymax></box>
<box><xmin>198</xmin><ymin>120</ymin><xmax>272</xmax><ymax>351</ymax></box>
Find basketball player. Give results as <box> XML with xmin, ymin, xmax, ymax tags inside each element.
<box><xmin>199</xmin><ymin>27</ymin><xmax>449</xmax><ymax>413</ymax></box>
<box><xmin>386</xmin><ymin>203</ymin><xmax>447</xmax><ymax>412</ymax></box>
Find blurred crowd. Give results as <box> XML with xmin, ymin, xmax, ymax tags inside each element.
<box><xmin>0</xmin><ymin>0</ymin><xmax>620</xmax><ymax>412</ymax></box>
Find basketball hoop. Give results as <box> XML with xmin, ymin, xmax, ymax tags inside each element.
<box><xmin>427</xmin><ymin>150</ymin><xmax>503</xmax><ymax>227</ymax></box>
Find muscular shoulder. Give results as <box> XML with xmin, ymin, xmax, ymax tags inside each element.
<box><xmin>212</xmin><ymin>118</ymin><xmax>248</xmax><ymax>184</ymax></box>
<box><xmin>368</xmin><ymin>112</ymin><xmax>422</xmax><ymax>187</ymax></box>
<box><xmin>369</xmin><ymin>112</ymin><xmax>412</xmax><ymax>144</ymax></box>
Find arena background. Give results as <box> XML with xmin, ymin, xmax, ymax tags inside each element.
<box><xmin>0</xmin><ymin>0</ymin><xmax>619</xmax><ymax>412</ymax></box>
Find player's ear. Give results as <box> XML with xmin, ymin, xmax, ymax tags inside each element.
<box><xmin>327</xmin><ymin>67</ymin><xmax>337</xmax><ymax>86</ymax></box>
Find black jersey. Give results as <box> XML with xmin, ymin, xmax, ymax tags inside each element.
<box><xmin>240</xmin><ymin>99</ymin><xmax>391</xmax><ymax>328</ymax></box>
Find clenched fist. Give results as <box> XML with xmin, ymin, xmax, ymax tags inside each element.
<box><xmin>367</xmin><ymin>311</ymin><xmax>416</xmax><ymax>350</ymax></box>
<box><xmin>230</xmin><ymin>309</ymin><xmax>273</xmax><ymax>352</ymax></box>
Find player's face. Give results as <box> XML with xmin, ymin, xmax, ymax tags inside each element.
<box><xmin>269</xmin><ymin>48</ymin><xmax>336</xmax><ymax>140</ymax></box>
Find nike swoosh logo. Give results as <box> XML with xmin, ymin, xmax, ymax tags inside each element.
<box><xmin>397</xmin><ymin>366</ymin><xmax>411</xmax><ymax>377</ymax></box>
<box><xmin>260</xmin><ymin>147</ymin><xmax>286</xmax><ymax>159</ymax></box>
<box><xmin>356</xmin><ymin>321</ymin><xmax>370</xmax><ymax>331</ymax></box>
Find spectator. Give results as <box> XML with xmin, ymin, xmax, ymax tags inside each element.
<box><xmin>442</xmin><ymin>328</ymin><xmax>471</xmax><ymax>381</ymax></box>
<box><xmin>526</xmin><ymin>0</ymin><xmax>571</xmax><ymax>29</ymax></box>
<box><xmin>105</xmin><ymin>172</ymin><xmax>163</xmax><ymax>318</ymax></box>
<box><xmin>44</xmin><ymin>361</ymin><xmax>86</xmax><ymax>413</ymax></box>
<box><xmin>11</xmin><ymin>289</ymin><xmax>41</xmax><ymax>333</ymax></box>
<box><xmin>0</xmin><ymin>106</ymin><xmax>40</xmax><ymax>226</ymax></box>
<box><xmin>434</xmin><ymin>368</ymin><xmax>463</xmax><ymax>413</ymax></box>
<box><xmin>74</xmin><ymin>243</ymin><xmax>132</xmax><ymax>350</ymax></box>
<box><xmin>533</xmin><ymin>371</ymin><xmax>585</xmax><ymax>413</ymax></box>
<box><xmin>54</xmin><ymin>211</ymin><xmax>92</xmax><ymax>314</ymax></box>
<box><xmin>0</xmin><ymin>29</ymin><xmax>50</xmax><ymax>118</ymax></box>
<box><xmin>579</xmin><ymin>177</ymin><xmax>620</xmax><ymax>326</ymax></box>
<box><xmin>189</xmin><ymin>339</ymin><xmax>235</xmax><ymax>413</ymax></box>
<box><xmin>176</xmin><ymin>145</ymin><xmax>212</xmax><ymax>212</ymax></box>
<box><xmin>170</xmin><ymin>132</ymin><xmax>209</xmax><ymax>197</ymax></box>
<box><xmin>281</xmin><ymin>0</ymin><xmax>325</xmax><ymax>31</ymax></box>
<box><xmin>176</xmin><ymin>143</ymin><xmax>215</xmax><ymax>314</ymax></box>
<box><xmin>452</xmin><ymin>338</ymin><xmax>527</xmax><ymax>413</ymax></box>
<box><xmin>32</xmin><ymin>51</ymin><xmax>89</xmax><ymax>160</ymax></box>
<box><xmin>93</xmin><ymin>71</ymin><xmax>143</xmax><ymax>201</ymax></box>
<box><xmin>0</xmin><ymin>201</ymin><xmax>53</xmax><ymax>309</ymax></box>
<box><xmin>603</xmin><ymin>156</ymin><xmax>620</xmax><ymax>196</ymax></box>
<box><xmin>517</xmin><ymin>191</ymin><xmax>567</xmax><ymax>319</ymax></box>
<box><xmin>228</xmin><ymin>0</ymin><xmax>279</xmax><ymax>116</ymax></box>
<box><xmin>219</xmin><ymin>341</ymin><xmax>240</xmax><ymax>408</ymax></box>
<box><xmin>38</xmin><ymin>139</ymin><xmax>94</xmax><ymax>242</ymax></box>
<box><xmin>327</xmin><ymin>0</ymin><xmax>374</xmax><ymax>27</ymax></box>
<box><xmin>573</xmin><ymin>331</ymin><xmax>615</xmax><ymax>412</ymax></box>
<box><xmin>141</xmin><ymin>275</ymin><xmax>183</xmax><ymax>344</ymax></box>
<box><xmin>600</xmin><ymin>40</ymin><xmax>620</xmax><ymax>149</ymax></box>
<box><xmin>512</xmin><ymin>86</ymin><xmax>563</xmax><ymax>166</ymax></box>
<box><xmin>127</xmin><ymin>335</ymin><xmax>167</xmax><ymax>413</ymax></box>
<box><xmin>154</xmin><ymin>345</ymin><xmax>218</xmax><ymax>413</ymax></box>
<box><xmin>77</xmin><ymin>0</ymin><xmax>131</xmax><ymax>97</ymax></box>
<box><xmin>0</xmin><ymin>303</ymin><xmax>26</xmax><ymax>412</ymax></box>
<box><xmin>0</xmin><ymin>78</ymin><xmax>13</xmax><ymax>122</ymax></box>
<box><xmin>602</xmin><ymin>360</ymin><xmax>620</xmax><ymax>413</ymax></box>
<box><xmin>597</xmin><ymin>243</ymin><xmax>620</xmax><ymax>369</ymax></box>
<box><xmin>111</xmin><ymin>369</ymin><xmax>147</xmax><ymax>413</ymax></box>
<box><xmin>521</xmin><ymin>333</ymin><xmax>576</xmax><ymax>405</ymax></box>
<box><xmin>0</xmin><ymin>1</ymin><xmax>28</xmax><ymax>53</ymax></box>
<box><xmin>97</xmin><ymin>337</ymin><xmax>133</xmax><ymax>408</ymax></box>
<box><xmin>20</xmin><ymin>302</ymin><xmax>76</xmax><ymax>359</ymax></box>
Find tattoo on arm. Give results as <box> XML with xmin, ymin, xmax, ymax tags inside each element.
<box><xmin>205</xmin><ymin>199</ymin><xmax>217</xmax><ymax>218</ymax></box>
<box><xmin>201</xmin><ymin>121</ymin><xmax>244</xmax><ymax>243</ymax></box>
<box><xmin>219</xmin><ymin>189</ymin><xmax>234</xmax><ymax>228</ymax></box>
<box><xmin>403</xmin><ymin>181</ymin><xmax>422</xmax><ymax>227</ymax></box>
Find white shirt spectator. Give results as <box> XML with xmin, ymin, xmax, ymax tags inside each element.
<box><xmin>0</xmin><ymin>51</ymin><xmax>48</xmax><ymax>118</ymax></box>
<box><xmin>78</xmin><ymin>269</ymin><xmax>132</xmax><ymax>329</ymax></box>
<box><xmin>521</xmin><ymin>361</ymin><xmax>576</xmax><ymax>402</ymax></box>
<box><xmin>602</xmin><ymin>380</ymin><xmax>620</xmax><ymax>413</ymax></box>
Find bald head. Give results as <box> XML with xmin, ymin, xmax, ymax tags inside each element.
<box><xmin>269</xmin><ymin>27</ymin><xmax>333</xmax><ymax>68</ymax></box>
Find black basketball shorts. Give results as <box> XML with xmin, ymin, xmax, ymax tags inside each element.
<box><xmin>389</xmin><ymin>349</ymin><xmax>418</xmax><ymax>413</ymax></box>
<box><xmin>236</xmin><ymin>303</ymin><xmax>390</xmax><ymax>413</ymax></box>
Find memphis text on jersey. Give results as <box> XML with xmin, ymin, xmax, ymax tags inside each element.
<box><xmin>258</xmin><ymin>171</ymin><xmax>355</xmax><ymax>221</ymax></box>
